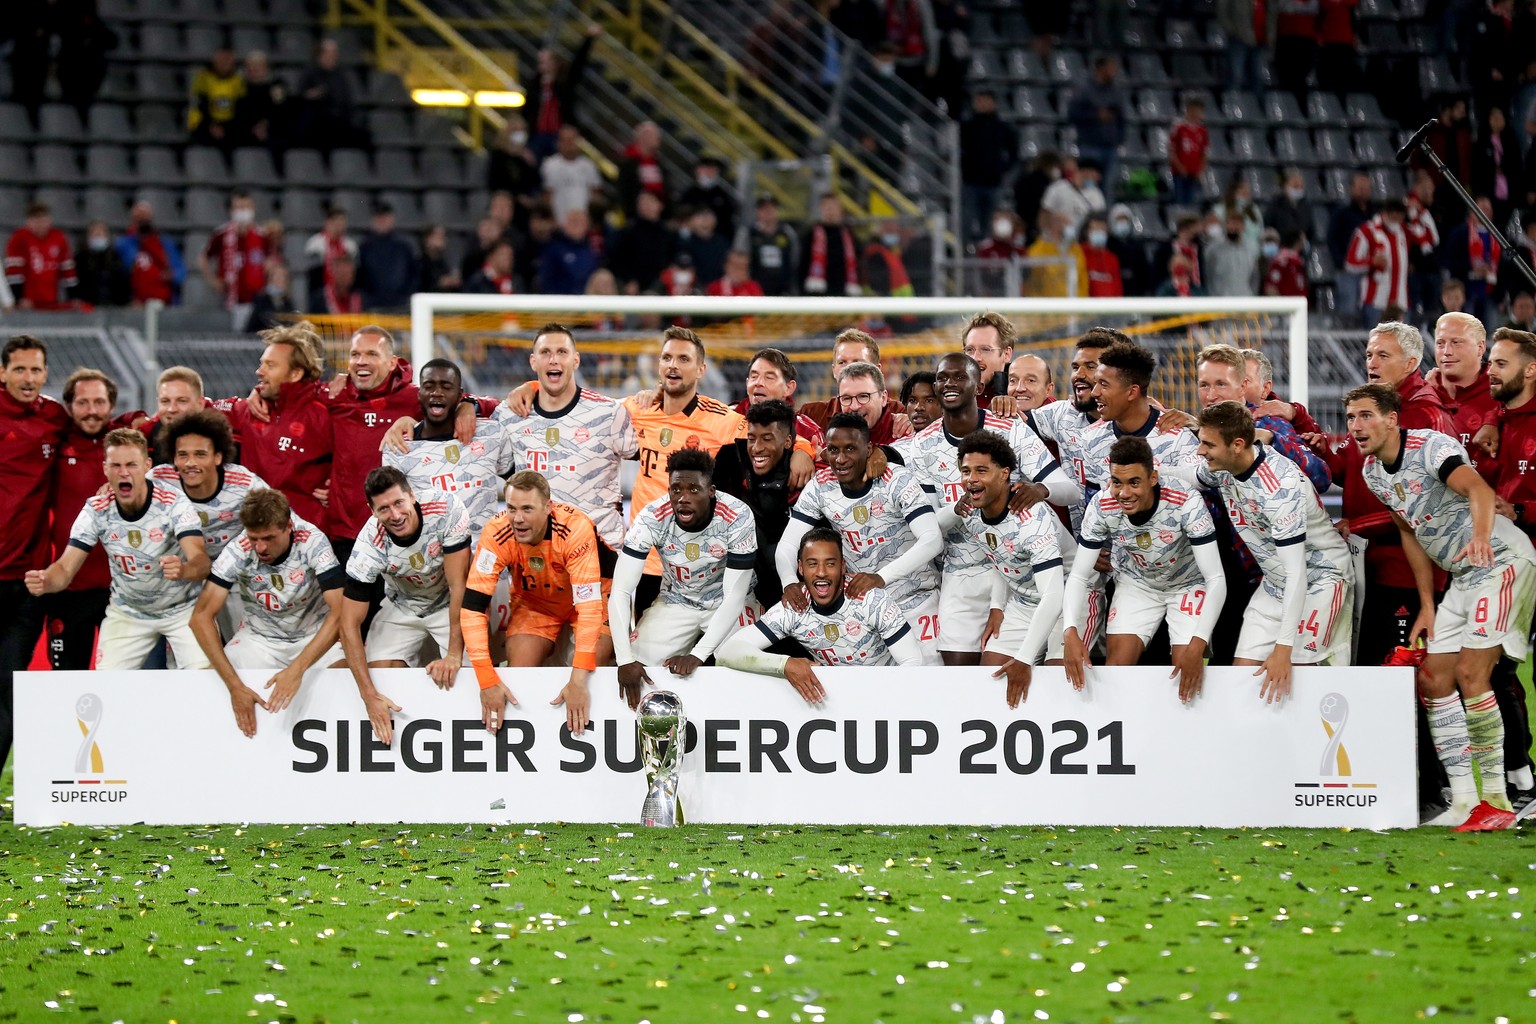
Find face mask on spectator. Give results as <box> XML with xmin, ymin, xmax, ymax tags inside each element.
<box><xmin>1061</xmin><ymin>224</ymin><xmax>1078</xmax><ymax>243</ymax></box>
<box><xmin>1111</xmin><ymin>219</ymin><xmax>1132</xmax><ymax>239</ymax></box>
<box><xmin>876</xmin><ymin>61</ymin><xmax>897</xmax><ymax>77</ymax></box>
<box><xmin>1205</xmin><ymin>222</ymin><xmax>1223</xmax><ymax>241</ymax></box>
<box><xmin>880</xmin><ymin>231</ymin><xmax>900</xmax><ymax>247</ymax></box>
<box><xmin>696</xmin><ymin>174</ymin><xmax>718</xmax><ymax>188</ymax></box>
<box><xmin>232</xmin><ymin>207</ymin><xmax>255</xmax><ymax>225</ymax></box>
<box><xmin>993</xmin><ymin>217</ymin><xmax>1012</xmax><ymax>239</ymax></box>
<box><xmin>510</xmin><ymin>131</ymin><xmax>528</xmax><ymax>146</ymax></box>
<box><xmin>1262</xmin><ymin>241</ymin><xmax>1280</xmax><ymax>259</ymax></box>
<box><xmin>1286</xmin><ymin>186</ymin><xmax>1305</xmax><ymax>202</ymax></box>
<box><xmin>88</xmin><ymin>236</ymin><xmax>109</xmax><ymax>252</ymax></box>
<box><xmin>1088</xmin><ymin>228</ymin><xmax>1107</xmax><ymax>248</ymax></box>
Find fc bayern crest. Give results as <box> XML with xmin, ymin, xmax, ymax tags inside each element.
<box><xmin>574</xmin><ymin>427</ymin><xmax>590</xmax><ymax>443</ymax></box>
<box><xmin>530</xmin><ymin>556</ymin><xmax>546</xmax><ymax>572</ymax></box>
<box><xmin>287</xmin><ymin>567</ymin><xmax>304</xmax><ymax>584</ymax></box>
<box><xmin>845</xmin><ymin>620</ymin><xmax>863</xmax><ymax>637</ymax></box>
<box><xmin>709</xmin><ymin>541</ymin><xmax>726</xmax><ymax>557</ymax></box>
<box><xmin>148</xmin><ymin>527</ymin><xmax>164</xmax><ymax>543</ymax></box>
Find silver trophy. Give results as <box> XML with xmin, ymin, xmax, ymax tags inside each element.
<box><xmin>637</xmin><ymin>690</ymin><xmax>686</xmax><ymax>827</ymax></box>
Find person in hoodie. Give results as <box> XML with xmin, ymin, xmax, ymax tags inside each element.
<box><xmin>616</xmin><ymin>120</ymin><xmax>671</xmax><ymax>219</ymax></box>
<box><xmin>74</xmin><ymin>221</ymin><xmax>129</xmax><ymax>308</ymax></box>
<box><xmin>357</xmin><ymin>202</ymin><xmax>419</xmax><ymax>312</ymax></box>
<box><xmin>678</xmin><ymin>206</ymin><xmax>729</xmax><ymax>286</ymax></box>
<box><xmin>1105</xmin><ymin>203</ymin><xmax>1149</xmax><ymax>297</ymax></box>
<box><xmin>609</xmin><ymin>191</ymin><xmax>673</xmax><ymax>293</ymax></box>
<box><xmin>540</xmin><ymin>207</ymin><xmax>602</xmax><ymax>295</ymax></box>
<box><xmin>677</xmin><ymin>156</ymin><xmax>737</xmax><ymax>239</ymax></box>
<box><xmin>116</xmin><ymin>200</ymin><xmax>185</xmax><ymax>306</ymax></box>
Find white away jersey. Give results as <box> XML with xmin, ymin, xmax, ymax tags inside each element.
<box><xmin>1197</xmin><ymin>444</ymin><xmax>1351</xmax><ymax>598</ymax></box>
<box><xmin>789</xmin><ymin>464</ymin><xmax>938</xmax><ymax>608</ymax></box>
<box><xmin>1078</xmin><ymin>484</ymin><xmax>1216</xmax><ymax>592</ymax></box>
<box><xmin>383</xmin><ymin>414</ymin><xmax>515</xmax><ymax>531</ymax></box>
<box><xmin>955</xmin><ymin>503</ymin><xmax>1064</xmax><ymax>609</ymax></box>
<box><xmin>208</xmin><ymin>513</ymin><xmax>343</xmax><ymax>640</ymax></box>
<box><xmin>1027</xmin><ymin>399</ymin><xmax>1096</xmax><ymax>531</ymax></box>
<box><xmin>1362</xmin><ymin>428</ymin><xmax>1536</xmax><ymax>585</ymax></box>
<box><xmin>755</xmin><ymin>584</ymin><xmax>914</xmax><ymax>666</ymax></box>
<box><xmin>893</xmin><ymin>412</ymin><xmax>1061</xmax><ymax>574</ymax></box>
<box><xmin>149</xmin><ymin>462</ymin><xmax>269</xmax><ymax>561</ymax></box>
<box><xmin>1079</xmin><ymin>413</ymin><xmax>1200</xmax><ymax>496</ymax></box>
<box><xmin>622</xmin><ymin>492</ymin><xmax>757</xmax><ymax>612</ymax></box>
<box><xmin>344</xmin><ymin>489</ymin><xmax>473</xmax><ymax>615</ymax></box>
<box><xmin>68</xmin><ymin>483</ymin><xmax>205</xmax><ymax>617</ymax></box>
<box><xmin>501</xmin><ymin>389</ymin><xmax>637</xmax><ymax>548</ymax></box>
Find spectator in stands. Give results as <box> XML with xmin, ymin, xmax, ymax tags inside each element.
<box><xmin>417</xmin><ymin>225</ymin><xmax>460</xmax><ymax>294</ymax></box>
<box><xmin>55</xmin><ymin>0</ymin><xmax>116</xmax><ymax>121</ymax></box>
<box><xmin>1264</xmin><ymin>168</ymin><xmax>1315</xmax><ymax>246</ymax></box>
<box><xmin>1067</xmin><ymin>57</ymin><xmax>1125</xmax><ymax>193</ymax></box>
<box><xmin>677</xmin><ymin>157</ymin><xmax>738</xmax><ymax>240</ymax></box>
<box><xmin>518</xmin><ymin>204</ymin><xmax>557</xmax><ymax>291</ymax></box>
<box><xmin>1205</xmin><ymin>210</ymin><xmax>1259</xmax><ymax>297</ymax></box>
<box><xmin>1273</xmin><ymin>1</ymin><xmax>1319</xmax><ymax>104</ymax></box>
<box><xmin>959</xmin><ymin>90</ymin><xmax>1018</xmax><ymax>245</ymax></box>
<box><xmin>659</xmin><ymin>251</ymin><xmax>699</xmax><ymax>298</ymax></box>
<box><xmin>1316</xmin><ymin>0</ymin><xmax>1360</xmax><ymax>96</ymax></box>
<box><xmin>1024</xmin><ymin>209</ymin><xmax>1088</xmax><ymax>298</ymax></box>
<box><xmin>356</xmin><ymin>202</ymin><xmax>418</xmax><ymax>311</ymax></box>
<box><xmin>1506</xmin><ymin>290</ymin><xmax>1536</xmax><ymax>331</ymax></box>
<box><xmin>707</xmin><ymin>249</ymin><xmax>764</xmax><ymax>298</ymax></box>
<box><xmin>459</xmin><ymin>217</ymin><xmax>505</xmax><ymax>288</ymax></box>
<box><xmin>678</xmin><ymin>207</ymin><xmax>729</xmax><ymax>287</ymax></box>
<box><xmin>801</xmin><ymin>194</ymin><xmax>862</xmax><ymax>296</ymax></box>
<box><xmin>616</xmin><ymin>121</ymin><xmax>671</xmax><ymax>219</ymax></box>
<box><xmin>1442</xmin><ymin>276</ymin><xmax>1470</xmax><ymax>318</ymax></box>
<box><xmin>971</xmin><ymin>209</ymin><xmax>1026</xmax><ymax>296</ymax></box>
<box><xmin>296</xmin><ymin>38</ymin><xmax>361</xmax><ymax>152</ymax></box>
<box><xmin>609</xmin><ymin>191</ymin><xmax>674</xmax><ymax>295</ymax></box>
<box><xmin>1328</xmin><ymin>170</ymin><xmax>1374</xmax><ymax>318</ymax></box>
<box><xmin>188</xmin><ymin>47</ymin><xmax>245</xmax><ymax>149</ymax></box>
<box><xmin>1345</xmin><ymin>197</ymin><xmax>1410</xmax><ymax>328</ymax></box>
<box><xmin>313</xmin><ymin>253</ymin><xmax>362</xmax><ymax>313</ymax></box>
<box><xmin>1013</xmin><ymin>150</ymin><xmax>1061</xmax><ymax>246</ymax></box>
<box><xmin>929</xmin><ymin>0</ymin><xmax>970</xmax><ymax>115</ymax></box>
<box><xmin>1155</xmin><ymin>251</ymin><xmax>1205</xmax><ymax>297</ymax></box>
<box><xmin>464</xmin><ymin>238</ymin><xmax>515</xmax><ymax>295</ymax></box>
<box><xmin>1425</xmin><ymin>96</ymin><xmax>1474</xmax><ymax>229</ymax></box>
<box><xmin>9</xmin><ymin>5</ymin><xmax>50</xmax><ymax>125</ymax></box>
<box><xmin>200</xmin><ymin>192</ymin><xmax>268</xmax><ymax>331</ymax></box>
<box><xmin>1168</xmin><ymin>97</ymin><xmax>1209</xmax><ymax>209</ymax></box>
<box><xmin>111</xmin><ymin>201</ymin><xmax>181</xmax><ymax>307</ymax></box>
<box><xmin>542</xmin><ymin>124</ymin><xmax>604</xmax><ymax>220</ymax></box>
<box><xmin>1040</xmin><ymin>156</ymin><xmax>1102</xmax><ymax>236</ymax></box>
<box><xmin>1405</xmin><ymin>174</ymin><xmax>1442</xmax><ymax>325</ymax></box>
<box><xmin>863</xmin><ymin>222</ymin><xmax>916</xmax><ymax>300</ymax></box>
<box><xmin>1217</xmin><ymin>0</ymin><xmax>1274</xmax><ymax>94</ymax></box>
<box><xmin>526</xmin><ymin>23</ymin><xmax>600</xmax><ymax>160</ymax></box>
<box><xmin>485</xmin><ymin>116</ymin><xmax>541</xmax><ymax>233</ymax></box>
<box><xmin>6</xmin><ymin>202</ymin><xmax>77</xmax><ymax>311</ymax></box>
<box><xmin>541</xmin><ymin>208</ymin><xmax>602</xmax><ymax>295</ymax></box>
<box><xmin>1263</xmin><ymin>229</ymin><xmax>1309</xmax><ymax>297</ymax></box>
<box><xmin>263</xmin><ymin>219</ymin><xmax>287</xmax><ymax>274</ymax></box>
<box><xmin>1476</xmin><ymin>105</ymin><xmax>1524</xmax><ymax>227</ymax></box>
<box><xmin>1081</xmin><ymin>213</ymin><xmax>1123</xmax><ymax>298</ymax></box>
<box><xmin>1444</xmin><ymin>195</ymin><xmax>1505</xmax><ymax>327</ymax></box>
<box><xmin>1106</xmin><ymin>203</ymin><xmax>1150</xmax><ymax>297</ymax></box>
<box><xmin>1155</xmin><ymin>214</ymin><xmax>1205</xmax><ymax>295</ymax></box>
<box><xmin>882</xmin><ymin>0</ymin><xmax>939</xmax><ymax>98</ymax></box>
<box><xmin>234</xmin><ymin>50</ymin><xmax>290</xmax><ymax>151</ymax></box>
<box><xmin>1470</xmin><ymin>0</ymin><xmax>1518</xmax><ymax>121</ymax></box>
<box><xmin>303</xmin><ymin>206</ymin><xmax>358</xmax><ymax>300</ymax></box>
<box><xmin>73</xmin><ymin>221</ymin><xmax>129</xmax><ymax>308</ymax></box>
<box><xmin>1213</xmin><ymin>177</ymin><xmax>1264</xmax><ymax>259</ymax></box>
<box><xmin>248</xmin><ymin>262</ymin><xmax>297</xmax><ymax>333</ymax></box>
<box><xmin>737</xmin><ymin>195</ymin><xmax>799</xmax><ymax>297</ymax></box>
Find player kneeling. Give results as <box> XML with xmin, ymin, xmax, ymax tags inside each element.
<box><xmin>1349</xmin><ymin>383</ymin><xmax>1536</xmax><ymax>830</ymax></box>
<box><xmin>190</xmin><ymin>489</ymin><xmax>346</xmax><ymax>736</ymax></box>
<box><xmin>340</xmin><ymin>467</ymin><xmax>473</xmax><ymax>743</ymax></box>
<box><xmin>464</xmin><ymin>471</ymin><xmax>613</xmax><ymax>736</ymax></box>
<box><xmin>1063</xmin><ymin>436</ymin><xmax>1227</xmax><ymax>701</ymax></box>
<box><xmin>719</xmin><ymin>528</ymin><xmax>924</xmax><ymax>703</ymax></box>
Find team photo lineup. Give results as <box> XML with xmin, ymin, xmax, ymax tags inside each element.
<box><xmin>3</xmin><ymin>305</ymin><xmax>1536</xmax><ymax>831</ymax></box>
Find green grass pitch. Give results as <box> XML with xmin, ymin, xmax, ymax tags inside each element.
<box><xmin>2</xmin><ymin>660</ymin><xmax>1535</xmax><ymax>1022</ymax></box>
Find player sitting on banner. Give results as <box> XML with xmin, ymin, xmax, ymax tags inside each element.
<box><xmin>719</xmin><ymin>527</ymin><xmax>925</xmax><ymax>701</ymax></box>
<box><xmin>934</xmin><ymin>431</ymin><xmax>1067</xmax><ymax>709</ymax></box>
<box><xmin>609</xmin><ymin>449</ymin><xmax>758</xmax><ymax>707</ymax></box>
<box><xmin>776</xmin><ymin>412</ymin><xmax>944</xmax><ymax>662</ymax></box>
<box><xmin>338</xmin><ymin>468</ymin><xmax>472</xmax><ymax>742</ymax></box>
<box><xmin>1062</xmin><ymin>435</ymin><xmax>1227</xmax><ymax>702</ymax></box>
<box><xmin>462</xmin><ymin>471</ymin><xmax>614</xmax><ymax>737</ymax></box>
<box><xmin>1348</xmin><ymin>383</ymin><xmax>1536</xmax><ymax>831</ymax></box>
<box><xmin>1176</xmin><ymin>402</ymin><xmax>1355</xmax><ymax>700</ymax></box>
<box><xmin>27</xmin><ymin>428</ymin><xmax>212</xmax><ymax>671</ymax></box>
<box><xmin>189</xmin><ymin>489</ymin><xmax>345</xmax><ymax>737</ymax></box>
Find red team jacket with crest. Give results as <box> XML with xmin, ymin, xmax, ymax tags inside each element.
<box><xmin>217</xmin><ymin>379</ymin><xmax>333</xmax><ymax>529</ymax></box>
<box><xmin>49</xmin><ymin>424</ymin><xmax>112</xmax><ymax>590</ymax></box>
<box><xmin>1428</xmin><ymin>369</ymin><xmax>1501</xmax><ymax>481</ymax></box>
<box><xmin>1494</xmin><ymin>398</ymin><xmax>1536</xmax><ymax>539</ymax></box>
<box><xmin>0</xmin><ymin>387</ymin><xmax>69</xmax><ymax>577</ymax></box>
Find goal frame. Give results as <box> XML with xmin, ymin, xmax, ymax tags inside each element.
<box><xmin>410</xmin><ymin>295</ymin><xmax>1311</xmax><ymax>404</ymax></box>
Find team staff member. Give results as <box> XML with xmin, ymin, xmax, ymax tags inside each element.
<box><xmin>733</xmin><ymin>347</ymin><xmax>825</xmax><ymax>444</ymax></box>
<box><xmin>139</xmin><ymin>366</ymin><xmax>215</xmax><ymax>464</ymax></box>
<box><xmin>798</xmin><ymin>329</ymin><xmax>896</xmax><ymax>431</ymax></box>
<box><xmin>1426</xmin><ymin>312</ymin><xmax>1501</xmax><ymax>479</ymax></box>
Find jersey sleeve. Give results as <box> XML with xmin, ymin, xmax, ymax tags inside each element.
<box><xmin>789</xmin><ymin>480</ymin><xmax>825</xmax><ymax>525</ymax></box>
<box><xmin>1267</xmin><ymin>478</ymin><xmax>1309</xmax><ymax>546</ymax></box>
<box><xmin>465</xmin><ymin>519</ymin><xmax>513</xmax><ymax>596</ymax></box>
<box><xmin>893</xmin><ymin>469</ymin><xmax>936</xmax><ymax>521</ymax></box>
<box><xmin>307</xmin><ymin>533</ymin><xmax>343</xmax><ymax>587</ymax></box>
<box><xmin>345</xmin><ymin>531</ymin><xmax>386</xmax><ymax>584</ymax></box>
<box><xmin>621</xmin><ymin>508</ymin><xmax>660</xmax><ymax>561</ymax></box>
<box><xmin>66</xmin><ymin>503</ymin><xmax>101</xmax><ymax>552</ymax></box>
<box><xmin>1025</xmin><ymin>512</ymin><xmax>1063</xmax><ymax>571</ymax></box>
<box><xmin>755</xmin><ymin>601</ymin><xmax>792</xmax><ymax>644</ymax></box>
<box><xmin>442</xmin><ymin>495</ymin><xmax>473</xmax><ymax>553</ymax></box>
<box><xmin>1009</xmin><ymin>419</ymin><xmax>1061</xmax><ymax>483</ymax></box>
<box><xmin>1025</xmin><ymin>405</ymin><xmax>1058</xmax><ymax>442</ymax></box>
<box><xmin>1182</xmin><ymin>493</ymin><xmax>1217</xmax><ymax>542</ymax></box>
<box><xmin>869</xmin><ymin>589</ymin><xmax>913</xmax><ymax>648</ymax></box>
<box><xmin>207</xmin><ymin>542</ymin><xmax>244</xmax><ymax>589</ymax></box>
<box><xmin>1421</xmin><ymin>431</ymin><xmax>1470</xmax><ymax>482</ymax></box>
<box><xmin>612</xmin><ymin>402</ymin><xmax>639</xmax><ymax>458</ymax></box>
<box><xmin>1076</xmin><ymin>499</ymin><xmax>1110</xmax><ymax>548</ymax></box>
<box><xmin>727</xmin><ymin>504</ymin><xmax>758</xmax><ymax>569</ymax></box>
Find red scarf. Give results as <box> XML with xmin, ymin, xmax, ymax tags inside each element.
<box><xmin>130</xmin><ymin>231</ymin><xmax>172</xmax><ymax>303</ymax></box>
<box><xmin>1174</xmin><ymin>238</ymin><xmax>1202</xmax><ymax>287</ymax></box>
<box><xmin>325</xmin><ymin>281</ymin><xmax>362</xmax><ymax>314</ymax></box>
<box><xmin>807</xmin><ymin>224</ymin><xmax>858</xmax><ymax>293</ymax></box>
<box><xmin>1170</xmin><ymin>271</ymin><xmax>1193</xmax><ymax>297</ymax></box>
<box><xmin>885</xmin><ymin>0</ymin><xmax>925</xmax><ymax>57</ymax></box>
<box><xmin>481</xmin><ymin>264</ymin><xmax>515</xmax><ymax>294</ymax></box>
<box><xmin>322</xmin><ymin>232</ymin><xmax>348</xmax><ymax>287</ymax></box>
<box><xmin>1469</xmin><ymin>227</ymin><xmax>1502</xmax><ymax>271</ymax></box>
<box><xmin>220</xmin><ymin>224</ymin><xmax>266</xmax><ymax>306</ymax></box>
<box><xmin>536</xmin><ymin>77</ymin><xmax>561</xmax><ymax>134</ymax></box>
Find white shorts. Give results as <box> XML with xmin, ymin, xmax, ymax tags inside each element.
<box><xmin>1428</xmin><ymin>562</ymin><xmax>1536</xmax><ymax>661</ymax></box>
<box><xmin>983</xmin><ymin>599</ymin><xmax>1065</xmax><ymax>662</ymax></box>
<box><xmin>95</xmin><ymin>603</ymin><xmax>210</xmax><ymax>671</ymax></box>
<box><xmin>1108</xmin><ymin>580</ymin><xmax>1212</xmax><ymax>648</ymax></box>
<box><xmin>366</xmin><ymin>599</ymin><xmax>450</xmax><ymax>665</ymax></box>
<box><xmin>900</xmin><ymin>590</ymin><xmax>943</xmax><ymax>665</ymax></box>
<box><xmin>938</xmin><ymin>571</ymin><xmax>994</xmax><ymax>653</ymax></box>
<box><xmin>1235</xmin><ymin>578</ymin><xmax>1352</xmax><ymax>665</ymax></box>
<box><xmin>225</xmin><ymin>627</ymin><xmax>344</xmax><ymax>670</ymax></box>
<box><xmin>632</xmin><ymin>601</ymin><xmax>712</xmax><ymax>664</ymax></box>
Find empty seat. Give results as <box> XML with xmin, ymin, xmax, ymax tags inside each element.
<box><xmin>328</xmin><ymin>188</ymin><xmax>372</xmax><ymax>224</ymax></box>
<box><xmin>138</xmin><ymin>24</ymin><xmax>184</xmax><ymax>61</ymax></box>
<box><xmin>1170</xmin><ymin>53</ymin><xmax>1216</xmax><ymax>88</ymax></box>
<box><xmin>377</xmin><ymin>190</ymin><xmax>424</xmax><ymax>229</ymax></box>
<box><xmin>331</xmin><ymin>148</ymin><xmax>375</xmax><ymax>187</ymax></box>
<box><xmin>1047</xmin><ymin>50</ymin><xmax>1086</xmax><ymax>84</ymax></box>
<box><xmin>232</xmin><ymin>147</ymin><xmax>279</xmax><ymax>186</ymax></box>
<box><xmin>35</xmin><ymin>145</ymin><xmax>82</xmax><ymax>183</ymax></box>
<box><xmin>1306</xmin><ymin>92</ymin><xmax>1349</xmax><ymax>127</ymax></box>
<box><xmin>419</xmin><ymin>150</ymin><xmax>464</xmax><ymax>188</ymax></box>
<box><xmin>184</xmin><ymin>187</ymin><xmax>230</xmax><ymax>227</ymax></box>
<box><xmin>1239</xmin><ymin>167</ymin><xmax>1276</xmax><ymax>203</ymax></box>
<box><xmin>0</xmin><ymin>103</ymin><xmax>30</xmax><ymax>141</ymax></box>
<box><xmin>134</xmin><ymin>187</ymin><xmax>186</xmax><ymax>229</ymax></box>
<box><xmin>412</xmin><ymin>111</ymin><xmax>456</xmax><ymax>148</ymax></box>
<box><xmin>136</xmin><ymin>103</ymin><xmax>181</xmax><ymax>138</ymax></box>
<box><xmin>136</xmin><ymin>146</ymin><xmax>184</xmax><ymax>185</ymax></box>
<box><xmin>1347</xmin><ymin>92</ymin><xmax>1391</xmax><ymax>128</ymax></box>
<box><xmin>282</xmin><ymin>148</ymin><xmax>329</xmax><ymax>185</ymax></box>
<box><xmin>0</xmin><ymin>144</ymin><xmax>31</xmax><ymax>183</ymax></box>
<box><xmin>1011</xmin><ymin>86</ymin><xmax>1056</xmax><ymax>121</ymax></box>
<box><xmin>367</xmin><ymin>72</ymin><xmax>413</xmax><ymax>108</ymax></box>
<box><xmin>85</xmin><ymin>104</ymin><xmax>137</xmax><ymax>143</ymax></box>
<box><xmin>1353</xmin><ymin>131</ymin><xmax>1392</xmax><ymax>163</ymax></box>
<box><xmin>968</xmin><ymin>49</ymin><xmax>1001</xmax><ymax>82</ymax></box>
<box><xmin>231</xmin><ymin>26</ymin><xmax>271</xmax><ymax>55</ymax></box>
<box><xmin>279</xmin><ymin>187</ymin><xmax>326</xmax><ymax>230</ymax></box>
<box><xmin>1263</xmin><ymin>90</ymin><xmax>1305</xmax><ymax>124</ymax></box>
<box><xmin>35</xmin><ymin>188</ymin><xmax>84</xmax><ymax>229</ymax></box>
<box><xmin>1369</xmin><ymin>167</ymin><xmax>1404</xmax><ymax>201</ymax></box>
<box><xmin>185</xmin><ymin>25</ymin><xmax>227</xmax><ymax>57</ymax></box>
<box><xmin>1126</xmin><ymin>52</ymin><xmax>1167</xmax><ymax>87</ymax></box>
<box><xmin>1274</xmin><ymin>128</ymin><xmax>1320</xmax><ymax>166</ymax></box>
<box><xmin>0</xmin><ymin>187</ymin><xmax>30</xmax><ymax>225</ymax></box>
<box><xmin>1220</xmin><ymin>91</ymin><xmax>1263</xmax><ymax>124</ymax></box>
<box><xmin>1205</xmin><ymin>129</ymin><xmax>1236</xmax><ymax>166</ymax></box>
<box><xmin>372</xmin><ymin>148</ymin><xmax>419</xmax><ymax>189</ymax></box>
<box><xmin>85</xmin><ymin>145</ymin><xmax>136</xmax><ymax>185</ymax></box>
<box><xmin>1364</xmin><ymin>21</ymin><xmax>1405</xmax><ymax>54</ymax></box>
<box><xmin>1146</xmin><ymin>125</ymin><xmax>1169</xmax><ymax>161</ymax></box>
<box><xmin>1315</xmin><ymin>128</ymin><xmax>1352</xmax><ymax>165</ymax></box>
<box><xmin>1231</xmin><ymin>127</ymin><xmax>1274</xmax><ymax>163</ymax></box>
<box><xmin>421</xmin><ymin>190</ymin><xmax>464</xmax><ymax>225</ymax></box>
<box><xmin>1016</xmin><ymin>124</ymin><xmax>1055</xmax><ymax>161</ymax></box>
<box><xmin>367</xmin><ymin>109</ymin><xmax>412</xmax><ymax>146</ymax></box>
<box><xmin>274</xmin><ymin>27</ymin><xmax>314</xmax><ymax>64</ymax></box>
<box><xmin>133</xmin><ymin>64</ymin><xmax>183</xmax><ymax>102</ymax></box>
<box><xmin>37</xmin><ymin>104</ymin><xmax>84</xmax><ymax>141</ymax></box>
<box><xmin>1134</xmin><ymin>88</ymin><xmax>1175</xmax><ymax>123</ymax></box>
<box><xmin>184</xmin><ymin>146</ymin><xmax>228</xmax><ymax>182</ymax></box>
<box><xmin>82</xmin><ymin>187</ymin><xmax>131</xmax><ymax>224</ymax></box>
<box><xmin>1321</xmin><ymin>167</ymin><xmax>1354</xmax><ymax>205</ymax></box>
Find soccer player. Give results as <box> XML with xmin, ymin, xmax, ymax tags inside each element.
<box><xmin>718</xmin><ymin>528</ymin><xmax>924</xmax><ymax>701</ymax></box>
<box><xmin>609</xmin><ymin>450</ymin><xmax>757</xmax><ymax>705</ymax></box>
<box><xmin>464</xmin><ymin>471</ymin><xmax>613</xmax><ymax>735</ymax></box>
<box><xmin>712</xmin><ymin>399</ymin><xmax>801</xmax><ymax>609</ymax></box>
<box><xmin>150</xmin><ymin>409</ymin><xmax>269</xmax><ymax>563</ymax></box>
<box><xmin>191</xmin><ymin>489</ymin><xmax>345</xmax><ymax>737</ymax></box>
<box><xmin>777</xmin><ymin>412</ymin><xmax>943</xmax><ymax>658</ymax></box>
<box><xmin>141</xmin><ymin>366</ymin><xmax>213</xmax><ymax>463</ymax></box>
<box><xmin>734</xmin><ymin>347</ymin><xmax>824</xmax><ymax>443</ymax></box>
<box><xmin>1348</xmin><ymin>382</ymin><xmax>1536</xmax><ymax>830</ymax></box>
<box><xmin>1007</xmin><ymin>353</ymin><xmax>1056</xmax><ymax>412</ymax></box>
<box><xmin>1025</xmin><ymin>327</ymin><xmax>1118</xmax><ymax>521</ymax></box>
<box><xmin>26</xmin><ymin>429</ymin><xmax>212</xmax><ymax>670</ymax></box>
<box><xmin>900</xmin><ymin>371</ymin><xmax>941</xmax><ymax>433</ymax></box>
<box><xmin>1191</xmin><ymin>345</ymin><xmax>1331</xmax><ymax>490</ymax></box>
<box><xmin>895</xmin><ymin>351</ymin><xmax>1080</xmax><ymax>666</ymax></box>
<box><xmin>1079</xmin><ymin>340</ymin><xmax>1200</xmax><ymax>499</ymax></box>
<box><xmin>1062</xmin><ymin>436</ymin><xmax>1226</xmax><ymax>702</ymax></box>
<box><xmin>941</xmin><ymin>431</ymin><xmax>1066</xmax><ymax>709</ymax></box>
<box><xmin>1187</xmin><ymin>402</ymin><xmax>1354</xmax><ymax>699</ymax></box>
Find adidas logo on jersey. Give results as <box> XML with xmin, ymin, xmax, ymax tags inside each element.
<box><xmin>1472</xmin><ymin>627</ymin><xmax>1489</xmax><ymax>638</ymax></box>
<box><xmin>1304</xmin><ymin>641</ymin><xmax>1318</xmax><ymax>653</ymax></box>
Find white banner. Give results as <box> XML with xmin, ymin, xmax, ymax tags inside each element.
<box><xmin>15</xmin><ymin>667</ymin><xmax>1417</xmax><ymax>828</ymax></box>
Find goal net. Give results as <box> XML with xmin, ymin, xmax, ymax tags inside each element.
<box><xmin>306</xmin><ymin>296</ymin><xmax>1314</xmax><ymax>429</ymax></box>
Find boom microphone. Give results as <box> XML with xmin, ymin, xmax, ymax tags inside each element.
<box><xmin>1395</xmin><ymin>120</ymin><xmax>1437</xmax><ymax>164</ymax></box>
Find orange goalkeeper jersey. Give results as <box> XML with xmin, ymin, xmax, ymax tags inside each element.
<box><xmin>462</xmin><ymin>501</ymin><xmax>614</xmax><ymax>683</ymax></box>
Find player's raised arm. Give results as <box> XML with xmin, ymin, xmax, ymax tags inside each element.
<box><xmin>24</xmin><ymin>545</ymin><xmax>88</xmax><ymax>596</ymax></box>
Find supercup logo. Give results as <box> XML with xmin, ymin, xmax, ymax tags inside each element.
<box><xmin>1319</xmin><ymin>692</ymin><xmax>1351</xmax><ymax>776</ymax></box>
<box><xmin>75</xmin><ymin>694</ymin><xmax>104</xmax><ymax>774</ymax></box>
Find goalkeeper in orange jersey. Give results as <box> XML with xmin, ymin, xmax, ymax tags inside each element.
<box><xmin>462</xmin><ymin>470</ymin><xmax>616</xmax><ymax>736</ymax></box>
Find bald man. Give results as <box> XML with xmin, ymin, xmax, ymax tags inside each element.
<box><xmin>1008</xmin><ymin>354</ymin><xmax>1056</xmax><ymax>411</ymax></box>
